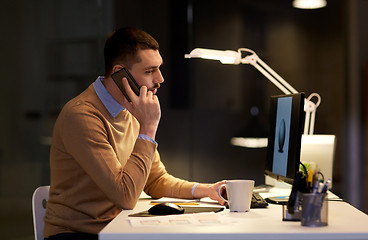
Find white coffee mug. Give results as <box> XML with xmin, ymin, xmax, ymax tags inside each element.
<box><xmin>217</xmin><ymin>180</ymin><xmax>255</xmax><ymax>212</ymax></box>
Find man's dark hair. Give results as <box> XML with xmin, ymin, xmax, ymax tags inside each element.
<box><xmin>104</xmin><ymin>27</ymin><xmax>159</xmax><ymax>76</ymax></box>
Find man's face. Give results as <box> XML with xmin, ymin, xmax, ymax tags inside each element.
<box><xmin>129</xmin><ymin>49</ymin><xmax>164</xmax><ymax>95</ymax></box>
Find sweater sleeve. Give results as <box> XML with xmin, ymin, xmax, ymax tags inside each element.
<box><xmin>143</xmin><ymin>151</ymin><xmax>196</xmax><ymax>199</ymax></box>
<box><xmin>60</xmin><ymin>105</ymin><xmax>156</xmax><ymax>210</ymax></box>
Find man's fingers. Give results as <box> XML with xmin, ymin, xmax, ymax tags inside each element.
<box><xmin>138</xmin><ymin>85</ymin><xmax>148</xmax><ymax>98</ymax></box>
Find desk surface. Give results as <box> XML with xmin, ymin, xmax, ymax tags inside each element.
<box><xmin>99</xmin><ymin>188</ymin><xmax>368</xmax><ymax>240</ymax></box>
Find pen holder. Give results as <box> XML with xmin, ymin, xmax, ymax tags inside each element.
<box><xmin>301</xmin><ymin>193</ymin><xmax>328</xmax><ymax>227</ymax></box>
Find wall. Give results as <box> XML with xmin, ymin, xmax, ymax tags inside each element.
<box><xmin>0</xmin><ymin>0</ymin><xmax>114</xmax><ymax>239</ymax></box>
<box><xmin>0</xmin><ymin>0</ymin><xmax>366</xmax><ymax>239</ymax></box>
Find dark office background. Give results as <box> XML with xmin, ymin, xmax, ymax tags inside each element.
<box><xmin>0</xmin><ymin>0</ymin><xmax>367</xmax><ymax>239</ymax></box>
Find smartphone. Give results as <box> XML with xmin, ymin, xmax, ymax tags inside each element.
<box><xmin>111</xmin><ymin>68</ymin><xmax>140</xmax><ymax>102</ymax></box>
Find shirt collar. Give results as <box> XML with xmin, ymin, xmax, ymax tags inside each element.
<box><xmin>93</xmin><ymin>76</ymin><xmax>125</xmax><ymax>117</ymax></box>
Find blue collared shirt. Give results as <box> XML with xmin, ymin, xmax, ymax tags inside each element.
<box><xmin>93</xmin><ymin>76</ymin><xmax>157</xmax><ymax>145</ymax></box>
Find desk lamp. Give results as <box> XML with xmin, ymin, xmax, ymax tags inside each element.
<box><xmin>185</xmin><ymin>48</ymin><xmax>336</xmax><ymax>187</ymax></box>
<box><xmin>185</xmin><ymin>48</ymin><xmax>321</xmax><ymax>148</ymax></box>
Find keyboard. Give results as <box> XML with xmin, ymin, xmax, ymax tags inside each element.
<box><xmin>251</xmin><ymin>192</ymin><xmax>269</xmax><ymax>208</ymax></box>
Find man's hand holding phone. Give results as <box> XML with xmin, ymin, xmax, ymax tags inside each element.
<box><xmin>121</xmin><ymin>77</ymin><xmax>161</xmax><ymax>140</ymax></box>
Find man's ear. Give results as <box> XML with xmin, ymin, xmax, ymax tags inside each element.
<box><xmin>111</xmin><ymin>64</ymin><xmax>124</xmax><ymax>75</ymax></box>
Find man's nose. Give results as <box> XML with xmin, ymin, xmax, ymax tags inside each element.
<box><xmin>155</xmin><ymin>70</ymin><xmax>164</xmax><ymax>84</ymax></box>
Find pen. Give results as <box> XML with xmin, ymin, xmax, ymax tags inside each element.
<box><xmin>311</xmin><ymin>171</ymin><xmax>320</xmax><ymax>193</ymax></box>
<box><xmin>320</xmin><ymin>179</ymin><xmax>331</xmax><ymax>193</ymax></box>
<box><xmin>151</xmin><ymin>202</ymin><xmax>199</xmax><ymax>206</ymax></box>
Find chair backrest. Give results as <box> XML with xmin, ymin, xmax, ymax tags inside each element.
<box><xmin>32</xmin><ymin>186</ymin><xmax>50</xmax><ymax>240</ymax></box>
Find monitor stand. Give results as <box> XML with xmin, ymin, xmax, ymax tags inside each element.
<box><xmin>264</xmin><ymin>176</ymin><xmax>302</xmax><ymax>221</ymax></box>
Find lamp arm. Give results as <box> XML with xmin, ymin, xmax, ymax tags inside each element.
<box><xmin>251</xmin><ymin>61</ymin><xmax>293</xmax><ymax>95</ymax></box>
<box><xmin>237</xmin><ymin>48</ymin><xmax>321</xmax><ymax>135</ymax></box>
<box><xmin>304</xmin><ymin>110</ymin><xmax>311</xmax><ymax>135</ymax></box>
<box><xmin>239</xmin><ymin>49</ymin><xmax>298</xmax><ymax>94</ymax></box>
<box><xmin>304</xmin><ymin>93</ymin><xmax>321</xmax><ymax>135</ymax></box>
<box><xmin>184</xmin><ymin>47</ymin><xmax>322</xmax><ymax>135</ymax></box>
<box><xmin>256</xmin><ymin>57</ymin><xmax>298</xmax><ymax>94</ymax></box>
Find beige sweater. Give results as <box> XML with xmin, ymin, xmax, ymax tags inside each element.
<box><xmin>44</xmin><ymin>84</ymin><xmax>195</xmax><ymax>237</ymax></box>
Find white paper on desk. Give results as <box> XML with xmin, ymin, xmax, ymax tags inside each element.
<box><xmin>198</xmin><ymin>197</ymin><xmax>219</xmax><ymax>204</ymax></box>
<box><xmin>129</xmin><ymin>212</ymin><xmax>222</xmax><ymax>227</ymax></box>
<box><xmin>129</xmin><ymin>212</ymin><xmax>251</xmax><ymax>227</ymax></box>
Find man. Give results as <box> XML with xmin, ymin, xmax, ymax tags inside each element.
<box><xmin>44</xmin><ymin>27</ymin><xmax>225</xmax><ymax>240</ymax></box>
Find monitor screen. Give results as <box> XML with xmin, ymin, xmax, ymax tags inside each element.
<box><xmin>265</xmin><ymin>93</ymin><xmax>305</xmax><ymax>184</ymax></box>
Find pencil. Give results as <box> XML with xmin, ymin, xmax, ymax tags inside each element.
<box><xmin>151</xmin><ymin>202</ymin><xmax>199</xmax><ymax>206</ymax></box>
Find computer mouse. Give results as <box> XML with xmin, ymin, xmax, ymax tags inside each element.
<box><xmin>148</xmin><ymin>202</ymin><xmax>185</xmax><ymax>215</ymax></box>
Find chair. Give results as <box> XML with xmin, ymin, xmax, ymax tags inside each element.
<box><xmin>32</xmin><ymin>186</ymin><xmax>50</xmax><ymax>240</ymax></box>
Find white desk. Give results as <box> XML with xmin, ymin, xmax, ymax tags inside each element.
<box><xmin>99</xmin><ymin>188</ymin><xmax>368</xmax><ymax>240</ymax></box>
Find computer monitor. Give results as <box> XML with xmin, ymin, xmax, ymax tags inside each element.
<box><xmin>265</xmin><ymin>93</ymin><xmax>305</xmax><ymax>185</ymax></box>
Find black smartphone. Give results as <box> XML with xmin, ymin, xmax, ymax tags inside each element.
<box><xmin>111</xmin><ymin>68</ymin><xmax>140</xmax><ymax>102</ymax></box>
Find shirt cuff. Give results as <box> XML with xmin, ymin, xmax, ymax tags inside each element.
<box><xmin>191</xmin><ymin>183</ymin><xmax>199</xmax><ymax>197</ymax></box>
<box><xmin>138</xmin><ymin>134</ymin><xmax>158</xmax><ymax>145</ymax></box>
